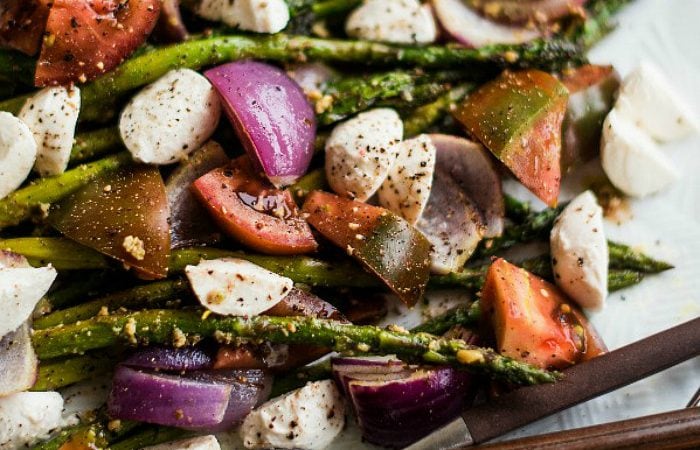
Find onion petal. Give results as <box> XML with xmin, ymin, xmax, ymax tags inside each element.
<box><xmin>205</xmin><ymin>61</ymin><xmax>316</xmax><ymax>188</ymax></box>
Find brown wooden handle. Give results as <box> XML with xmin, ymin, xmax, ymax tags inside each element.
<box><xmin>472</xmin><ymin>407</ymin><xmax>700</xmax><ymax>450</ymax></box>
<box><xmin>461</xmin><ymin>317</ymin><xmax>700</xmax><ymax>444</ymax></box>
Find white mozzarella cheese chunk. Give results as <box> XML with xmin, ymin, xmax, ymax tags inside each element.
<box><xmin>120</xmin><ymin>68</ymin><xmax>221</xmax><ymax>165</ymax></box>
<box><xmin>241</xmin><ymin>380</ymin><xmax>345</xmax><ymax>450</ymax></box>
<box><xmin>601</xmin><ymin>109</ymin><xmax>680</xmax><ymax>197</ymax></box>
<box><xmin>325</xmin><ymin>108</ymin><xmax>403</xmax><ymax>201</ymax></box>
<box><xmin>378</xmin><ymin>134</ymin><xmax>436</xmax><ymax>225</ymax></box>
<box><xmin>0</xmin><ymin>264</ymin><xmax>56</xmax><ymax>339</ymax></box>
<box><xmin>346</xmin><ymin>0</ymin><xmax>437</xmax><ymax>44</ymax></box>
<box><xmin>0</xmin><ymin>392</ymin><xmax>65</xmax><ymax>449</ymax></box>
<box><xmin>615</xmin><ymin>62</ymin><xmax>700</xmax><ymax>142</ymax></box>
<box><xmin>197</xmin><ymin>0</ymin><xmax>289</xmax><ymax>33</ymax></box>
<box><xmin>19</xmin><ymin>86</ymin><xmax>80</xmax><ymax>176</ymax></box>
<box><xmin>0</xmin><ymin>112</ymin><xmax>37</xmax><ymax>200</ymax></box>
<box><xmin>185</xmin><ymin>258</ymin><xmax>293</xmax><ymax>316</ymax></box>
<box><xmin>0</xmin><ymin>322</ymin><xmax>37</xmax><ymax>397</ymax></box>
<box><xmin>143</xmin><ymin>435</ymin><xmax>221</xmax><ymax>450</ymax></box>
<box><xmin>550</xmin><ymin>191</ymin><xmax>609</xmax><ymax>310</ymax></box>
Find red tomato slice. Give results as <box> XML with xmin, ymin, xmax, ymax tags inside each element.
<box><xmin>192</xmin><ymin>155</ymin><xmax>318</xmax><ymax>255</ymax></box>
<box><xmin>34</xmin><ymin>0</ymin><xmax>160</xmax><ymax>86</ymax></box>
<box><xmin>0</xmin><ymin>0</ymin><xmax>51</xmax><ymax>55</ymax></box>
<box><xmin>480</xmin><ymin>258</ymin><xmax>606</xmax><ymax>370</ymax></box>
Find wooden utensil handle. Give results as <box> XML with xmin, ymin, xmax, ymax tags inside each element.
<box><xmin>473</xmin><ymin>407</ymin><xmax>700</xmax><ymax>450</ymax></box>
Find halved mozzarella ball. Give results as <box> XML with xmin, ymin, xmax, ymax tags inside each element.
<box><xmin>0</xmin><ymin>392</ymin><xmax>65</xmax><ymax>449</ymax></box>
<box><xmin>143</xmin><ymin>435</ymin><xmax>221</xmax><ymax>450</ymax></box>
<box><xmin>185</xmin><ymin>258</ymin><xmax>293</xmax><ymax>317</ymax></box>
<box><xmin>325</xmin><ymin>108</ymin><xmax>403</xmax><ymax>201</ymax></box>
<box><xmin>197</xmin><ymin>0</ymin><xmax>289</xmax><ymax>33</ymax></box>
<box><xmin>346</xmin><ymin>0</ymin><xmax>437</xmax><ymax>44</ymax></box>
<box><xmin>241</xmin><ymin>380</ymin><xmax>345</xmax><ymax>450</ymax></box>
<box><xmin>550</xmin><ymin>191</ymin><xmax>609</xmax><ymax>310</ymax></box>
<box><xmin>378</xmin><ymin>134</ymin><xmax>437</xmax><ymax>225</ymax></box>
<box><xmin>120</xmin><ymin>68</ymin><xmax>221</xmax><ymax>165</ymax></box>
<box><xmin>0</xmin><ymin>112</ymin><xmax>36</xmax><ymax>200</ymax></box>
<box><xmin>0</xmin><ymin>263</ymin><xmax>56</xmax><ymax>339</ymax></box>
<box><xmin>0</xmin><ymin>322</ymin><xmax>37</xmax><ymax>397</ymax></box>
<box><xmin>615</xmin><ymin>62</ymin><xmax>700</xmax><ymax>142</ymax></box>
<box><xmin>19</xmin><ymin>86</ymin><xmax>80</xmax><ymax>176</ymax></box>
<box><xmin>601</xmin><ymin>109</ymin><xmax>679</xmax><ymax>197</ymax></box>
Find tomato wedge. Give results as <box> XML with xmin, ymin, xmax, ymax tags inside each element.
<box><xmin>192</xmin><ymin>155</ymin><xmax>318</xmax><ymax>255</ymax></box>
<box><xmin>480</xmin><ymin>258</ymin><xmax>606</xmax><ymax>370</ymax></box>
<box><xmin>302</xmin><ymin>191</ymin><xmax>431</xmax><ymax>307</ymax></box>
<box><xmin>0</xmin><ymin>0</ymin><xmax>50</xmax><ymax>55</ymax></box>
<box><xmin>49</xmin><ymin>165</ymin><xmax>171</xmax><ymax>279</ymax></box>
<box><xmin>454</xmin><ymin>70</ymin><xmax>568</xmax><ymax>207</ymax></box>
<box><xmin>35</xmin><ymin>0</ymin><xmax>160</xmax><ymax>86</ymax></box>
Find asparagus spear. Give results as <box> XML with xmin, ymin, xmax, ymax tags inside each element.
<box><xmin>46</xmin><ymin>271</ymin><xmax>120</xmax><ymax>309</ymax></box>
<box><xmin>34</xmin><ymin>279</ymin><xmax>190</xmax><ymax>329</ymax></box>
<box><xmin>317</xmin><ymin>70</ymin><xmax>466</xmax><ymax>125</ymax></box>
<box><xmin>565</xmin><ymin>0</ymin><xmax>634</xmax><ymax>49</ymax></box>
<box><xmin>0</xmin><ymin>237</ymin><xmax>111</xmax><ymax>270</ymax></box>
<box><xmin>310</xmin><ymin>0</ymin><xmax>361</xmax><ymax>18</ymax></box>
<box><xmin>32</xmin><ymin>309</ymin><xmax>558</xmax><ymax>384</ymax></box>
<box><xmin>0</xmin><ymin>49</ymin><xmax>35</xmax><ymax>84</ymax></box>
<box><xmin>110</xmin><ymin>427</ymin><xmax>189</xmax><ymax>450</ymax></box>
<box><xmin>31</xmin><ymin>354</ymin><xmax>112</xmax><ymax>391</ymax></box>
<box><xmin>0</xmin><ymin>152</ymin><xmax>132</xmax><ymax>229</ymax></box>
<box><xmin>0</xmin><ymin>34</ymin><xmax>583</xmax><ymax>121</ymax></box>
<box><xmin>69</xmin><ymin>126</ymin><xmax>122</xmax><ymax>165</ymax></box>
<box><xmin>30</xmin><ymin>416</ymin><xmax>139</xmax><ymax>450</ymax></box>
<box><xmin>403</xmin><ymin>83</ymin><xmax>473</xmax><ymax>137</ymax></box>
<box><xmin>411</xmin><ymin>303</ymin><xmax>482</xmax><ymax>336</ymax></box>
<box><xmin>608</xmin><ymin>241</ymin><xmax>674</xmax><ymax>273</ymax></box>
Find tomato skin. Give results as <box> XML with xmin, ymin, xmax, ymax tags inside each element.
<box><xmin>0</xmin><ymin>0</ymin><xmax>50</xmax><ymax>55</ymax></box>
<box><xmin>35</xmin><ymin>0</ymin><xmax>160</xmax><ymax>86</ymax></box>
<box><xmin>192</xmin><ymin>156</ymin><xmax>318</xmax><ymax>255</ymax></box>
<box><xmin>302</xmin><ymin>191</ymin><xmax>431</xmax><ymax>307</ymax></box>
<box><xmin>49</xmin><ymin>165</ymin><xmax>171</xmax><ymax>279</ymax></box>
<box><xmin>480</xmin><ymin>258</ymin><xmax>606</xmax><ymax>370</ymax></box>
<box><xmin>454</xmin><ymin>70</ymin><xmax>568</xmax><ymax>207</ymax></box>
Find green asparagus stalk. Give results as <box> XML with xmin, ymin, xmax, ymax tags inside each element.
<box><xmin>608</xmin><ymin>241</ymin><xmax>674</xmax><ymax>273</ymax></box>
<box><xmin>33</xmin><ymin>309</ymin><xmax>558</xmax><ymax>384</ymax></box>
<box><xmin>0</xmin><ymin>152</ymin><xmax>132</xmax><ymax>229</ymax></box>
<box><xmin>30</xmin><ymin>416</ymin><xmax>139</xmax><ymax>450</ymax></box>
<box><xmin>34</xmin><ymin>279</ymin><xmax>190</xmax><ymax>329</ymax></box>
<box><xmin>46</xmin><ymin>271</ymin><xmax>119</xmax><ymax>309</ymax></box>
<box><xmin>110</xmin><ymin>427</ymin><xmax>189</xmax><ymax>450</ymax></box>
<box><xmin>69</xmin><ymin>126</ymin><xmax>122</xmax><ymax>165</ymax></box>
<box><xmin>291</xmin><ymin>168</ymin><xmax>328</xmax><ymax>202</ymax></box>
<box><xmin>310</xmin><ymin>0</ymin><xmax>361</xmax><ymax>18</ymax></box>
<box><xmin>0</xmin><ymin>237</ymin><xmax>111</xmax><ymax>270</ymax></box>
<box><xmin>411</xmin><ymin>303</ymin><xmax>482</xmax><ymax>336</ymax></box>
<box><xmin>0</xmin><ymin>34</ymin><xmax>583</xmax><ymax>121</ymax></box>
<box><xmin>565</xmin><ymin>0</ymin><xmax>634</xmax><ymax>49</ymax></box>
<box><xmin>403</xmin><ymin>83</ymin><xmax>473</xmax><ymax>137</ymax></box>
<box><xmin>317</xmin><ymin>70</ymin><xmax>466</xmax><ymax>125</ymax></box>
<box><xmin>31</xmin><ymin>354</ymin><xmax>112</xmax><ymax>391</ymax></box>
<box><xmin>0</xmin><ymin>49</ymin><xmax>35</xmax><ymax>84</ymax></box>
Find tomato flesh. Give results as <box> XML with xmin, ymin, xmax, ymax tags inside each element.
<box><xmin>480</xmin><ymin>258</ymin><xmax>606</xmax><ymax>370</ymax></box>
<box><xmin>454</xmin><ymin>70</ymin><xmax>568</xmax><ymax>207</ymax></box>
<box><xmin>302</xmin><ymin>191</ymin><xmax>431</xmax><ymax>307</ymax></box>
<box><xmin>192</xmin><ymin>156</ymin><xmax>318</xmax><ymax>255</ymax></box>
<box><xmin>0</xmin><ymin>0</ymin><xmax>50</xmax><ymax>55</ymax></box>
<box><xmin>35</xmin><ymin>0</ymin><xmax>160</xmax><ymax>86</ymax></box>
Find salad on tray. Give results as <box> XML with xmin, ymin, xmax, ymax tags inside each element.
<box><xmin>0</xmin><ymin>0</ymin><xmax>697</xmax><ymax>449</ymax></box>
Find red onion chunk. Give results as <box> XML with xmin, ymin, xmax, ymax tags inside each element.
<box><xmin>123</xmin><ymin>347</ymin><xmax>214</xmax><ymax>372</ymax></box>
<box><xmin>166</xmin><ymin>141</ymin><xmax>229</xmax><ymax>249</ymax></box>
<box><xmin>475</xmin><ymin>0</ymin><xmax>587</xmax><ymax>24</ymax></box>
<box><xmin>432</xmin><ymin>0</ymin><xmax>540</xmax><ymax>47</ymax></box>
<box><xmin>430</xmin><ymin>134</ymin><xmax>504</xmax><ymax>238</ymax></box>
<box><xmin>205</xmin><ymin>61</ymin><xmax>316</xmax><ymax>188</ymax></box>
<box><xmin>331</xmin><ymin>356</ymin><xmax>409</xmax><ymax>397</ymax></box>
<box><xmin>108</xmin><ymin>366</ymin><xmax>232</xmax><ymax>428</ymax></box>
<box><xmin>187</xmin><ymin>369</ymin><xmax>272</xmax><ymax>432</ymax></box>
<box><xmin>347</xmin><ymin>367</ymin><xmax>473</xmax><ymax>448</ymax></box>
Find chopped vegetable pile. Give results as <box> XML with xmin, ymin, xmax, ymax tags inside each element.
<box><xmin>0</xmin><ymin>0</ymin><xmax>695</xmax><ymax>449</ymax></box>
